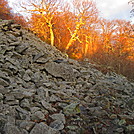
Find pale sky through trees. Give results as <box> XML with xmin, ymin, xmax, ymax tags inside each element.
<box><xmin>93</xmin><ymin>0</ymin><xmax>133</xmax><ymax>23</ymax></box>
<box><xmin>8</xmin><ymin>0</ymin><xmax>134</xmax><ymax>23</ymax></box>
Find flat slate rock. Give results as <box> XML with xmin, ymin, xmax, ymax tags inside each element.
<box><xmin>44</xmin><ymin>62</ymin><xmax>78</xmax><ymax>81</ymax></box>
<box><xmin>30</xmin><ymin>123</ymin><xmax>59</xmax><ymax>134</ymax></box>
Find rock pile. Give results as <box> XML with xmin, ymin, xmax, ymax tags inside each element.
<box><xmin>0</xmin><ymin>20</ymin><xmax>134</xmax><ymax>134</ymax></box>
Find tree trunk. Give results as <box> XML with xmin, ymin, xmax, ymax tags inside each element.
<box><xmin>84</xmin><ymin>36</ymin><xmax>89</xmax><ymax>57</ymax></box>
<box><xmin>65</xmin><ymin>18</ymin><xmax>83</xmax><ymax>50</ymax></box>
<box><xmin>49</xmin><ymin>24</ymin><xmax>54</xmax><ymax>46</ymax></box>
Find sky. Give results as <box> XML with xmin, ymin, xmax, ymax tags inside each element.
<box><xmin>8</xmin><ymin>0</ymin><xmax>134</xmax><ymax>23</ymax></box>
<box><xmin>93</xmin><ymin>0</ymin><xmax>134</xmax><ymax>23</ymax></box>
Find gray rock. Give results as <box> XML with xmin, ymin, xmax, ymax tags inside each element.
<box><xmin>115</xmin><ymin>127</ymin><xmax>124</xmax><ymax>133</ymax></box>
<box><xmin>6</xmin><ymin>100</ymin><xmax>19</xmax><ymax>106</ymax></box>
<box><xmin>16</xmin><ymin>107</ymin><xmax>30</xmax><ymax>120</ymax></box>
<box><xmin>58</xmin><ymin>103</ymin><xmax>68</xmax><ymax>109</ymax></box>
<box><xmin>12</xmin><ymin>92</ymin><xmax>24</xmax><ymax>100</ymax></box>
<box><xmin>35</xmin><ymin>57</ymin><xmax>51</xmax><ymax>64</ymax></box>
<box><xmin>44</xmin><ymin>62</ymin><xmax>77</xmax><ymax>81</ymax></box>
<box><xmin>50</xmin><ymin>113</ymin><xmax>66</xmax><ymax>124</ymax></box>
<box><xmin>36</xmin><ymin>86</ymin><xmax>46</xmax><ymax>100</ymax></box>
<box><xmin>41</xmin><ymin>100</ymin><xmax>56</xmax><ymax>112</ymax></box>
<box><xmin>10</xmin><ymin>41</ymin><xmax>21</xmax><ymax>46</ymax></box>
<box><xmin>63</xmin><ymin>103</ymin><xmax>80</xmax><ymax>116</ymax></box>
<box><xmin>21</xmin><ymin>129</ymin><xmax>29</xmax><ymax>134</ymax></box>
<box><xmin>43</xmin><ymin>82</ymin><xmax>53</xmax><ymax>88</ymax></box>
<box><xmin>127</xmin><ymin>98</ymin><xmax>134</xmax><ymax>111</ymax></box>
<box><xmin>8</xmin><ymin>33</ymin><xmax>18</xmax><ymax>42</ymax></box>
<box><xmin>49</xmin><ymin>95</ymin><xmax>61</xmax><ymax>102</ymax></box>
<box><xmin>32</xmin><ymin>72</ymin><xmax>41</xmax><ymax>82</ymax></box>
<box><xmin>11</xmin><ymin>23</ymin><xmax>21</xmax><ymax>29</ymax></box>
<box><xmin>15</xmin><ymin>43</ymin><xmax>29</xmax><ymax>54</ymax></box>
<box><xmin>0</xmin><ymin>93</ymin><xmax>3</xmax><ymax>101</ymax></box>
<box><xmin>7</xmin><ymin>116</ymin><xmax>16</xmax><ymax>125</ymax></box>
<box><xmin>5</xmin><ymin>94</ymin><xmax>15</xmax><ymax>101</ymax></box>
<box><xmin>31</xmin><ymin>111</ymin><xmax>45</xmax><ymax>120</ymax></box>
<box><xmin>66</xmin><ymin>125</ymin><xmax>79</xmax><ymax>131</ymax></box>
<box><xmin>30</xmin><ymin>107</ymin><xmax>41</xmax><ymax>113</ymax></box>
<box><xmin>20</xmin><ymin>99</ymin><xmax>30</xmax><ymax>109</ymax></box>
<box><xmin>0</xmin><ymin>115</ymin><xmax>7</xmax><ymax>133</ymax></box>
<box><xmin>30</xmin><ymin>122</ymin><xmax>59</xmax><ymax>134</ymax></box>
<box><xmin>19</xmin><ymin>121</ymin><xmax>35</xmax><ymax>131</ymax></box>
<box><xmin>23</xmin><ymin>73</ymin><xmax>31</xmax><ymax>82</ymax></box>
<box><xmin>0</xmin><ymin>85</ymin><xmax>10</xmax><ymax>94</ymax></box>
<box><xmin>8</xmin><ymin>64</ymin><xmax>18</xmax><ymax>74</ymax></box>
<box><xmin>33</xmin><ymin>52</ymin><xmax>44</xmax><ymax>62</ymax></box>
<box><xmin>4</xmin><ymin>123</ymin><xmax>22</xmax><ymax>134</ymax></box>
<box><xmin>0</xmin><ymin>78</ymin><xmax>9</xmax><ymax>86</ymax></box>
<box><xmin>22</xmin><ymin>91</ymin><xmax>34</xmax><ymax>98</ymax></box>
<box><xmin>50</xmin><ymin>120</ymin><xmax>64</xmax><ymax>130</ymax></box>
<box><xmin>0</xmin><ymin>20</ymin><xmax>14</xmax><ymax>27</ymax></box>
<box><xmin>126</xmin><ymin>125</ymin><xmax>134</xmax><ymax>132</ymax></box>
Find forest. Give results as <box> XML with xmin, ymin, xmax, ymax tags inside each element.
<box><xmin>0</xmin><ymin>0</ymin><xmax>134</xmax><ymax>80</ymax></box>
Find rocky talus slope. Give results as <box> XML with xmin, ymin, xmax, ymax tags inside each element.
<box><xmin>0</xmin><ymin>20</ymin><xmax>134</xmax><ymax>134</ymax></box>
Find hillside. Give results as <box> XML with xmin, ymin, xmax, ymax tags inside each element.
<box><xmin>0</xmin><ymin>20</ymin><xmax>134</xmax><ymax>134</ymax></box>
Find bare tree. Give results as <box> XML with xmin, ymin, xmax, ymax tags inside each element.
<box><xmin>21</xmin><ymin>0</ymin><xmax>62</xmax><ymax>46</ymax></box>
<box><xmin>64</xmin><ymin>0</ymin><xmax>98</xmax><ymax>52</ymax></box>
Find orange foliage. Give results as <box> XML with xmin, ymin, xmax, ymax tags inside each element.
<box><xmin>0</xmin><ymin>0</ymin><xmax>12</xmax><ymax>19</ymax></box>
<box><xmin>20</xmin><ymin>0</ymin><xmax>134</xmax><ymax>79</ymax></box>
<box><xmin>12</xmin><ymin>13</ymin><xmax>27</xmax><ymax>27</ymax></box>
<box><xmin>53</xmin><ymin>12</ymin><xmax>72</xmax><ymax>51</ymax></box>
<box><xmin>26</xmin><ymin>1</ymin><xmax>134</xmax><ymax>59</ymax></box>
<box><xmin>29</xmin><ymin>13</ymin><xmax>50</xmax><ymax>42</ymax></box>
<box><xmin>0</xmin><ymin>0</ymin><xmax>27</xmax><ymax>27</ymax></box>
